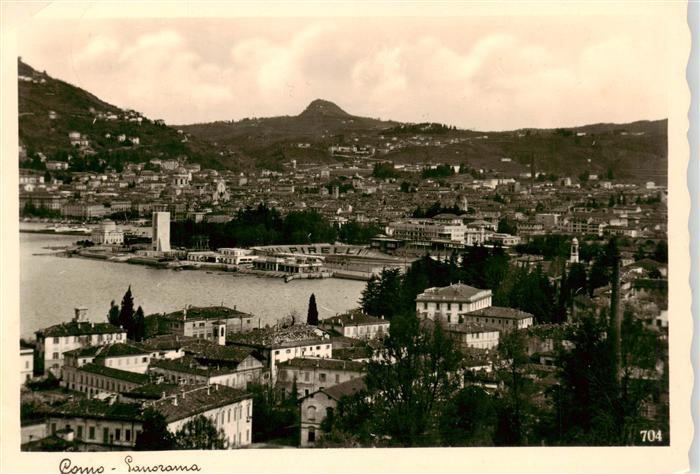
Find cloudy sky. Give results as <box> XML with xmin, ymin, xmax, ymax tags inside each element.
<box><xmin>17</xmin><ymin>11</ymin><xmax>668</xmax><ymax>130</ymax></box>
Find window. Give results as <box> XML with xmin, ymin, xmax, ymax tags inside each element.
<box><xmin>316</xmin><ymin>346</ymin><xmax>320</xmax><ymax>350</ymax></box>
<box><xmin>335</xmin><ymin>374</ymin><xmax>340</xmax><ymax>383</ymax></box>
<box><xmin>52</xmin><ymin>352</ymin><xmax>59</xmax><ymax>360</ymax></box>
<box><xmin>459</xmin><ymin>303</ymin><xmax>463</xmax><ymax>311</ymax></box>
<box><xmin>304</xmin><ymin>372</ymin><xmax>310</xmax><ymax>382</ymax></box>
<box><xmin>77</xmin><ymin>426</ymin><xmax>83</xmax><ymax>439</ymax></box>
<box><xmin>53</xmin><ymin>337</ymin><xmax>59</xmax><ymax>344</ymax></box>
<box><xmin>142</xmin><ymin>357</ymin><xmax>148</xmax><ymax>363</ymax></box>
<box><xmin>447</xmin><ymin>303</ymin><xmax>451</xmax><ymax>310</ymax></box>
<box><xmin>319</xmin><ymin>373</ymin><xmax>326</xmax><ymax>382</ymax></box>
<box><xmin>89</xmin><ymin>427</ymin><xmax>95</xmax><ymax>440</ymax></box>
<box><xmin>51</xmin><ymin>423</ymin><xmax>56</xmax><ymax>434</ymax></box>
<box><xmin>103</xmin><ymin>427</ymin><xmax>109</xmax><ymax>443</ymax></box>
<box><xmin>423</xmin><ymin>302</ymin><xmax>427</xmax><ymax>309</ymax></box>
<box><xmin>308</xmin><ymin>427</ymin><xmax>316</xmax><ymax>443</ymax></box>
<box><xmin>307</xmin><ymin>406</ymin><xmax>317</xmax><ymax>421</ymax></box>
<box><xmin>304</xmin><ymin>389</ymin><xmax>309</xmax><ymax>396</ymax></box>
<box><xmin>115</xmin><ymin>429</ymin><xmax>121</xmax><ymax>441</ymax></box>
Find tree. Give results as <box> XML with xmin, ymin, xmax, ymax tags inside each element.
<box><xmin>360</xmin><ymin>268</ymin><xmax>403</xmax><ymax>319</ymax></box>
<box><xmin>362</xmin><ymin>313</ymin><xmax>463</xmax><ymax>446</ymax></box>
<box><xmin>497</xmin><ymin>218</ymin><xmax>518</xmax><ymax>235</ymax></box>
<box><xmin>653</xmin><ymin>241</ymin><xmax>668</xmax><ymax>263</ymax></box>
<box><xmin>174</xmin><ymin>415</ymin><xmax>226</xmax><ymax>449</ymax></box>
<box><xmin>372</xmin><ymin>162</ymin><xmax>399</xmax><ymax>180</ymax></box>
<box><xmin>132</xmin><ymin>306</ymin><xmax>145</xmax><ymax>342</ymax></box>
<box><xmin>307</xmin><ymin>294</ymin><xmax>319</xmax><ymax>326</ymax></box>
<box><xmin>107</xmin><ymin>300</ymin><xmax>120</xmax><ymax>327</ymax></box>
<box><xmin>439</xmin><ymin>386</ymin><xmax>497</xmax><ymax>446</ymax></box>
<box><xmin>493</xmin><ymin>330</ymin><xmax>535</xmax><ymax>446</ymax></box>
<box><xmin>135</xmin><ymin>408</ymin><xmax>176</xmax><ymax>450</ymax></box>
<box><xmin>119</xmin><ymin>286</ymin><xmax>135</xmax><ymax>335</ymax></box>
<box><xmin>249</xmin><ymin>383</ymin><xmax>298</xmax><ymax>445</ymax></box>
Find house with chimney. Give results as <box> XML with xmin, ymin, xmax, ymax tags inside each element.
<box><xmin>35</xmin><ymin>308</ymin><xmax>127</xmax><ymax>377</ymax></box>
<box><xmin>153</xmin><ymin>383</ymin><xmax>253</xmax><ymax>448</ymax></box>
<box><xmin>153</xmin><ymin>305</ymin><xmax>257</xmax><ymax>343</ymax></box>
<box><xmin>35</xmin><ymin>383</ymin><xmax>253</xmax><ymax>450</ymax></box>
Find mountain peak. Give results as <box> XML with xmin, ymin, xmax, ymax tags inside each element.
<box><xmin>299</xmin><ymin>99</ymin><xmax>350</xmax><ymax>118</ymax></box>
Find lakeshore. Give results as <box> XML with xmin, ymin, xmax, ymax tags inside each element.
<box><xmin>20</xmin><ymin>232</ymin><xmax>366</xmax><ymax>339</ymax></box>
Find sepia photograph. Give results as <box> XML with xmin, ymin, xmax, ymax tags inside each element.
<box><xmin>0</xmin><ymin>1</ymin><xmax>695</xmax><ymax>473</ymax></box>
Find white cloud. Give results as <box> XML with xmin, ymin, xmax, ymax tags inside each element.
<box><xmin>21</xmin><ymin>17</ymin><xmax>667</xmax><ymax>128</ymax></box>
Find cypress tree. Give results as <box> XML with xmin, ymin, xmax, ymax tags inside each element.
<box><xmin>307</xmin><ymin>293</ymin><xmax>319</xmax><ymax>326</ymax></box>
<box><xmin>119</xmin><ymin>286</ymin><xmax>135</xmax><ymax>336</ymax></box>
<box><xmin>107</xmin><ymin>300</ymin><xmax>120</xmax><ymax>327</ymax></box>
<box><xmin>133</xmin><ymin>306</ymin><xmax>145</xmax><ymax>342</ymax></box>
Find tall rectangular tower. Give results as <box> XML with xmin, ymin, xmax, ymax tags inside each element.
<box><xmin>152</xmin><ymin>211</ymin><xmax>171</xmax><ymax>252</ymax></box>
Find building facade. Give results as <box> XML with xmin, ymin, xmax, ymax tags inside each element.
<box><xmin>416</xmin><ymin>283</ymin><xmax>493</xmax><ymax>323</ymax></box>
<box><xmin>276</xmin><ymin>357</ymin><xmax>365</xmax><ymax>398</ymax></box>
<box><xmin>152</xmin><ymin>211</ymin><xmax>171</xmax><ymax>252</ymax></box>
<box><xmin>91</xmin><ymin>220</ymin><xmax>124</xmax><ymax>245</ymax></box>
<box><xmin>35</xmin><ymin>308</ymin><xmax>127</xmax><ymax>377</ymax></box>
<box><xmin>299</xmin><ymin>377</ymin><xmax>365</xmax><ymax>447</ymax></box>
<box><xmin>460</xmin><ymin>307</ymin><xmax>534</xmax><ymax>332</ymax></box>
<box><xmin>154</xmin><ymin>384</ymin><xmax>254</xmax><ymax>449</ymax></box>
<box><xmin>319</xmin><ymin>311</ymin><xmax>389</xmax><ymax>339</ymax></box>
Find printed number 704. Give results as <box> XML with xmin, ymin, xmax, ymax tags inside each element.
<box><xmin>640</xmin><ymin>430</ymin><xmax>663</xmax><ymax>442</ymax></box>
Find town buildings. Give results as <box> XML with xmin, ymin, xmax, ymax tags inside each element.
<box><xmin>91</xmin><ymin>220</ymin><xmax>124</xmax><ymax>245</ymax></box>
<box><xmin>228</xmin><ymin>325</ymin><xmax>332</xmax><ymax>382</ymax></box>
<box><xmin>416</xmin><ymin>283</ymin><xmax>493</xmax><ymax>323</ymax></box>
<box><xmin>20</xmin><ymin>344</ymin><xmax>33</xmax><ymax>384</ymax></box>
<box><xmin>462</xmin><ymin>307</ymin><xmax>534</xmax><ymax>332</ymax></box>
<box><xmin>34</xmin><ymin>308</ymin><xmax>127</xmax><ymax>377</ymax></box>
<box><xmin>61</xmin><ymin>363</ymin><xmax>150</xmax><ymax>398</ymax></box>
<box><xmin>149</xmin><ymin>349</ymin><xmax>264</xmax><ymax>390</ymax></box>
<box><xmin>43</xmin><ymin>399</ymin><xmax>144</xmax><ymax>449</ymax></box>
<box><xmin>37</xmin><ymin>384</ymin><xmax>254</xmax><ymax>450</ymax></box>
<box><xmin>276</xmin><ymin>357</ymin><xmax>365</xmax><ymax>398</ymax></box>
<box><xmin>62</xmin><ymin>343</ymin><xmax>152</xmax><ymax>374</ymax></box>
<box><xmin>299</xmin><ymin>377</ymin><xmax>366</xmax><ymax>447</ymax></box>
<box><xmin>153</xmin><ymin>305</ymin><xmax>257</xmax><ymax>340</ymax></box>
<box><xmin>153</xmin><ymin>384</ymin><xmax>253</xmax><ymax>449</ymax></box>
<box><xmin>319</xmin><ymin>311</ymin><xmax>390</xmax><ymax>339</ymax></box>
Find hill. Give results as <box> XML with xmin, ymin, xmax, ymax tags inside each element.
<box><xmin>17</xmin><ymin>58</ymin><xmax>667</xmax><ymax>183</ymax></box>
<box><xmin>182</xmin><ymin>99</ymin><xmax>667</xmax><ymax>183</ymax></box>
<box><xmin>17</xmin><ymin>59</ymin><xmax>225</xmax><ymax>172</ymax></box>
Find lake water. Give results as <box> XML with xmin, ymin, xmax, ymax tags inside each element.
<box><xmin>19</xmin><ymin>230</ymin><xmax>366</xmax><ymax>339</ymax></box>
